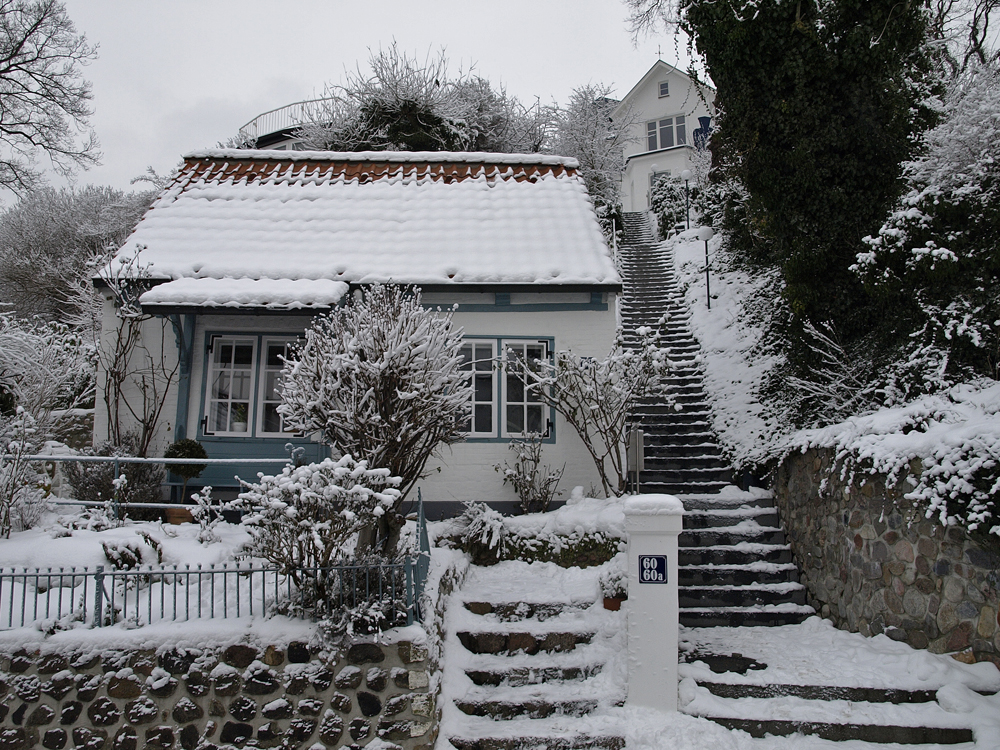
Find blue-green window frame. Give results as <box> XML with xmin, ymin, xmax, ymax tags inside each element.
<box><xmin>462</xmin><ymin>335</ymin><xmax>556</xmax><ymax>444</ymax></box>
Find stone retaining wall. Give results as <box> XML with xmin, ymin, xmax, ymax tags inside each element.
<box><xmin>775</xmin><ymin>448</ymin><xmax>1000</xmax><ymax>663</ymax></box>
<box><xmin>0</xmin><ymin>638</ymin><xmax>435</xmax><ymax>750</ymax></box>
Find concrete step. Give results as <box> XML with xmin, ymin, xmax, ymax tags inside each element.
<box><xmin>457</xmin><ymin>631</ymin><xmax>593</xmax><ymax>655</ymax></box>
<box><xmin>465</xmin><ymin>665</ymin><xmax>603</xmax><ymax>687</ymax></box>
<box><xmin>700</xmin><ymin>716</ymin><xmax>973</xmax><ymax>745</ymax></box>
<box><xmin>683</xmin><ymin>508</ymin><xmax>780</xmax><ymax>528</ymax></box>
<box><xmin>679</xmin><ymin>605</ymin><xmax>815</xmax><ymax>627</ymax></box>
<box><xmin>680</xmin><ymin>527</ymin><xmax>786</xmax><ymax>547</ymax></box>
<box><xmin>678</xmin><ymin>583</ymin><xmax>808</xmax><ymax>608</ymax></box>
<box><xmin>678</xmin><ymin>563</ymin><xmax>799</xmax><ymax>586</ymax></box>
<box><xmin>678</xmin><ymin>544</ymin><xmax>793</xmax><ymax>566</ymax></box>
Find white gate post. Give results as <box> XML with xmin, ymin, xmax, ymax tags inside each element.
<box><xmin>624</xmin><ymin>494</ymin><xmax>684</xmax><ymax>711</ymax></box>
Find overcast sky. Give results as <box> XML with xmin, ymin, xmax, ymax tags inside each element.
<box><xmin>55</xmin><ymin>0</ymin><xmax>688</xmax><ymax>193</ymax></box>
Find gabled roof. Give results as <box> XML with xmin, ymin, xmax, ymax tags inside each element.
<box><xmin>611</xmin><ymin>59</ymin><xmax>713</xmax><ymax>120</ymax></box>
<box><xmin>116</xmin><ymin>150</ymin><xmax>619</xmax><ymax>310</ymax></box>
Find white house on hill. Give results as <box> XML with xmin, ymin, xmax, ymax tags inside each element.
<box><xmin>614</xmin><ymin>60</ymin><xmax>715</xmax><ymax>213</ymax></box>
<box><xmin>97</xmin><ymin>150</ymin><xmax>621</xmax><ymax>517</ymax></box>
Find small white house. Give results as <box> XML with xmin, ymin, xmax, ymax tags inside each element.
<box><xmin>96</xmin><ymin>150</ymin><xmax>621</xmax><ymax>517</ymax></box>
<box><xmin>614</xmin><ymin>60</ymin><xmax>715</xmax><ymax>213</ymax></box>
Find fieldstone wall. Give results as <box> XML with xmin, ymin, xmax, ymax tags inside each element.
<box><xmin>775</xmin><ymin>448</ymin><xmax>1000</xmax><ymax>664</ymax></box>
<box><xmin>0</xmin><ymin>638</ymin><xmax>435</xmax><ymax>750</ymax></box>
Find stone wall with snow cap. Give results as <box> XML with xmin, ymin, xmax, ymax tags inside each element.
<box><xmin>775</xmin><ymin>448</ymin><xmax>1000</xmax><ymax>665</ymax></box>
<box><xmin>0</xmin><ymin>637</ymin><xmax>435</xmax><ymax>750</ymax></box>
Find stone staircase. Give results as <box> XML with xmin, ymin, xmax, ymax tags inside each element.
<box><xmin>618</xmin><ymin>211</ymin><xmax>813</xmax><ymax>629</ymax></box>
<box><xmin>440</xmin><ymin>563</ymin><xmax>625</xmax><ymax>750</ymax></box>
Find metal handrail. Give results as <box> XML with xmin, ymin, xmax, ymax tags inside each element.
<box><xmin>238</xmin><ymin>97</ymin><xmax>335</xmax><ymax>141</ymax></box>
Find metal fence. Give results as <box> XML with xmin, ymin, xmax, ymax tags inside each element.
<box><xmin>0</xmin><ymin>557</ymin><xmax>424</xmax><ymax>630</ymax></box>
<box><xmin>0</xmin><ymin>448</ymin><xmax>434</xmax><ymax>630</ymax></box>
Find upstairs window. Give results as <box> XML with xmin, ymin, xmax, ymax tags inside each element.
<box><xmin>646</xmin><ymin>115</ymin><xmax>687</xmax><ymax>151</ymax></box>
<box><xmin>658</xmin><ymin>81</ymin><xmax>669</xmax><ymax>98</ymax></box>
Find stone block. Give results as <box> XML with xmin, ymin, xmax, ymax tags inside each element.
<box><xmin>938</xmin><ymin>602</ymin><xmax>959</xmax><ymax>634</ymax></box>
<box><xmin>408</xmin><ymin>671</ymin><xmax>429</xmax><ymax>690</ymax></box>
<box><xmin>26</xmin><ymin>705</ymin><xmax>55</xmax><ymax>726</ymax></box>
<box><xmin>366</xmin><ymin>668</ymin><xmax>388</xmax><ymax>692</ymax></box>
<box><xmin>177</xmin><ymin>727</ymin><xmax>198</xmax><ymax>750</ymax></box>
<box><xmin>357</xmin><ymin>692</ymin><xmax>381</xmax><ymax>718</ymax></box>
<box><xmin>397</xmin><ymin>642</ymin><xmax>428</xmax><ymax>664</ymax></box>
<box><xmin>228</xmin><ymin>697</ymin><xmax>257</xmax><ymax>722</ymax></box>
<box><xmin>159</xmin><ymin>650</ymin><xmax>196</xmax><ymax>676</ymax></box>
<box><xmin>286</xmin><ymin>642</ymin><xmax>310</xmax><ymax>664</ymax></box>
<box><xmin>58</xmin><ymin>703</ymin><xmax>82</xmax><ymax>726</ymax></box>
<box><xmin>111</xmin><ymin>724</ymin><xmax>139</xmax><ymax>750</ymax></box>
<box><xmin>0</xmin><ymin>728</ymin><xmax>32</xmax><ymax>750</ymax></box>
<box><xmin>41</xmin><ymin>675</ymin><xmax>74</xmax><ymax>702</ymax></box>
<box><xmin>347</xmin><ymin>644</ymin><xmax>385</xmax><ymax>665</ymax></box>
<box><xmin>329</xmin><ymin>693</ymin><xmax>351</xmax><ymax>713</ymax></box>
<box><xmin>72</xmin><ymin>727</ymin><xmax>107</xmax><ymax>750</ymax></box>
<box><xmin>260</xmin><ymin>698</ymin><xmax>292</xmax><ymax>720</ymax></box>
<box><xmin>978</xmin><ymin>606</ymin><xmax>997</xmax><ymax>638</ymax></box>
<box><xmin>411</xmin><ymin>694</ymin><xmax>434</xmax><ymax>718</ymax></box>
<box><xmin>37</xmin><ymin>656</ymin><xmax>68</xmax><ymax>675</ymax></box>
<box><xmin>42</xmin><ymin>730</ymin><xmax>66</xmax><ymax>750</ymax></box>
<box><xmin>319</xmin><ymin>714</ymin><xmax>343</xmax><ymax>745</ymax></box>
<box><xmin>221</xmin><ymin>646</ymin><xmax>258</xmax><ymax>669</ymax></box>
<box><xmin>170</xmin><ymin>698</ymin><xmax>202</xmax><ymax>724</ymax></box>
<box><xmin>296</xmin><ymin>698</ymin><xmax>323</xmax><ymax>717</ymax></box>
<box><xmin>917</xmin><ymin>538</ymin><xmax>937</xmax><ymax>558</ymax></box>
<box><xmin>507</xmin><ymin>633</ymin><xmax>538</xmax><ymax>655</ymax></box>
<box><xmin>286</xmin><ymin>718</ymin><xmax>316</xmax><ymax>743</ymax></box>
<box><xmin>334</xmin><ymin>667</ymin><xmax>362</xmax><ymax>690</ymax></box>
<box><xmin>13</xmin><ymin>677</ymin><xmax>40</xmax><ymax>703</ymax></box>
<box><xmin>946</xmin><ymin>621</ymin><xmax>975</xmax><ymax>652</ymax></box>
<box><xmin>903</xmin><ymin>589</ymin><xmax>926</xmax><ymax>618</ymax></box>
<box><xmin>307</xmin><ymin>667</ymin><xmax>333</xmax><ymax>692</ymax></box>
<box><xmin>943</xmin><ymin>577</ymin><xmax>965</xmax><ymax>602</ymax></box>
<box><xmin>348</xmin><ymin>718</ymin><xmax>370</xmax><ymax>742</ymax></box>
<box><xmin>262</xmin><ymin>646</ymin><xmax>284</xmax><ymax>667</ymax></box>
<box><xmin>894</xmin><ymin>540</ymin><xmax>914</xmax><ymax>563</ymax></box>
<box><xmin>243</xmin><ymin>666</ymin><xmax>279</xmax><ymax>696</ymax></box>
<box><xmin>125</xmin><ymin>698</ymin><xmax>159</xmax><ymax>725</ymax></box>
<box><xmin>253</xmin><ymin>723</ymin><xmax>280</xmax><ymax>749</ymax></box>
<box><xmin>915</xmin><ymin>577</ymin><xmax>936</xmax><ymax>595</ymax></box>
<box><xmin>218</xmin><ymin>722</ymin><xmax>252</xmax><ymax>747</ymax></box>
<box><xmin>107</xmin><ymin>676</ymin><xmax>141</xmax><ymax>700</ymax></box>
<box><xmin>284</xmin><ymin>675</ymin><xmax>308</xmax><ymax>695</ymax></box>
<box><xmin>75</xmin><ymin>676</ymin><xmax>101</xmax><ymax>701</ymax></box>
<box><xmin>87</xmin><ymin>698</ymin><xmax>122</xmax><ymax>727</ymax></box>
<box><xmin>142</xmin><ymin>727</ymin><xmax>173</xmax><ymax>750</ymax></box>
<box><xmin>208</xmin><ymin>701</ymin><xmax>225</xmax><ymax>718</ymax></box>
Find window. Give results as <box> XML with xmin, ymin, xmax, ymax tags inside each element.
<box><xmin>645</xmin><ymin>115</ymin><xmax>687</xmax><ymax>151</ymax></box>
<box><xmin>459</xmin><ymin>340</ymin><xmax>497</xmax><ymax>437</ymax></box>
<box><xmin>658</xmin><ymin>81</ymin><xmax>669</xmax><ymax>98</ymax></box>
<box><xmin>203</xmin><ymin>334</ymin><xmax>299</xmax><ymax>438</ymax></box>
<box><xmin>206</xmin><ymin>337</ymin><xmax>256</xmax><ymax>435</ymax></box>
<box><xmin>503</xmin><ymin>342</ymin><xmax>547</xmax><ymax>437</ymax></box>
<box><xmin>257</xmin><ymin>338</ymin><xmax>297</xmax><ymax>436</ymax></box>
<box><xmin>459</xmin><ymin>338</ymin><xmax>552</xmax><ymax>439</ymax></box>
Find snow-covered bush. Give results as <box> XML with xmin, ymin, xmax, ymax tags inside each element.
<box><xmin>856</xmin><ymin>63</ymin><xmax>1000</xmax><ymax>395</ymax></box>
<box><xmin>511</xmin><ymin>330</ymin><xmax>669</xmax><ymax>496</ymax></box>
<box><xmin>0</xmin><ymin>408</ymin><xmax>46</xmax><ymax>537</ymax></box>
<box><xmin>235</xmin><ymin>456</ymin><xmax>401</xmax><ymax>605</ymax></box>
<box><xmin>449</xmin><ymin>501</ymin><xmax>509</xmax><ymax>565</ymax></box>
<box><xmin>278</xmin><ymin>283</ymin><xmax>471</xmax><ymax>551</ymax></box>
<box><xmin>495</xmin><ymin>433</ymin><xmax>564</xmax><ymax>514</ymax></box>
<box><xmin>599</xmin><ymin>553</ymin><xmax>627</xmax><ymax>599</ymax></box>
<box><xmin>318</xmin><ymin>556</ymin><xmax>408</xmax><ymax>641</ymax></box>
<box><xmin>786</xmin><ymin>380</ymin><xmax>1000</xmax><ymax>539</ymax></box>
<box><xmin>0</xmin><ymin>312</ymin><xmax>96</xmax><ymax>425</ymax></box>
<box><xmin>189</xmin><ymin>485</ymin><xmax>223</xmax><ymax>545</ymax></box>
<box><xmin>64</xmin><ymin>434</ymin><xmax>164</xmax><ymax>515</ymax></box>
<box><xmin>650</xmin><ymin>176</ymin><xmax>693</xmax><ymax>239</ymax></box>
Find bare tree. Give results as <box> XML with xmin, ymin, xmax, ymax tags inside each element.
<box><xmin>0</xmin><ymin>0</ymin><xmax>99</xmax><ymax>194</ymax></box>
<box><xmin>551</xmin><ymin>84</ymin><xmax>637</xmax><ymax>215</ymax></box>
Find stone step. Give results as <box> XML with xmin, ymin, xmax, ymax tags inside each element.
<box><xmin>697</xmin><ymin>681</ymin><xmax>946</xmax><ymax>703</ymax></box>
<box><xmin>677</xmin><ymin>493</ymin><xmax>776</xmax><ymax>510</ymax></box>
<box><xmin>457</xmin><ymin>631</ymin><xmax>593</xmax><ymax>655</ymax></box>
<box><xmin>455</xmin><ymin>699</ymin><xmax>599</xmax><ymax>720</ymax></box>
<box><xmin>679</xmin><ymin>605</ymin><xmax>815</xmax><ymax>627</ymax></box>
<box><xmin>465</xmin><ymin>665</ymin><xmax>603</xmax><ymax>687</ymax></box>
<box><xmin>462</xmin><ymin>601</ymin><xmax>590</xmax><ymax>621</ymax></box>
<box><xmin>679</xmin><ymin>527</ymin><xmax>786</xmax><ymax>547</ymax></box>
<box><xmin>644</xmin><ymin>456</ymin><xmax>734</xmax><ymax>472</ymax></box>
<box><xmin>638</xmin><ymin>479</ymin><xmax>733</xmax><ymax>495</ymax></box>
<box><xmin>699</xmin><ymin>716</ymin><xmax>973</xmax><ymax>745</ymax></box>
<box><xmin>678</xmin><ymin>583</ymin><xmax>808</xmax><ymax>608</ymax></box>
<box><xmin>639</xmin><ymin>443</ymin><xmax>727</xmax><ymax>459</ymax></box>
<box><xmin>678</xmin><ymin>545</ymin><xmax>793</xmax><ymax>566</ymax></box>
<box><xmin>683</xmin><ymin>508</ymin><xmax>780</xmax><ymax>528</ymax></box>
<box><xmin>678</xmin><ymin>563</ymin><xmax>800</xmax><ymax>586</ymax></box>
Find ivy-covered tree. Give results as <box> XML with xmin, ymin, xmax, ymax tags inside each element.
<box><xmin>854</xmin><ymin>63</ymin><xmax>1000</xmax><ymax>398</ymax></box>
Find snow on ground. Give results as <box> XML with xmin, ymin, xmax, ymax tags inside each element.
<box><xmin>0</xmin><ymin>511</ymin><xmax>251</xmax><ymax>571</ymax></box>
<box><xmin>671</xmin><ymin>230</ymin><xmax>788</xmax><ymax>469</ymax></box>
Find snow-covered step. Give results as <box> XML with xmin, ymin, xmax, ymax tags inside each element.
<box><xmin>679</xmin><ymin>581</ymin><xmax>808</xmax><ymax>609</ymax></box>
<box><xmin>679</xmin><ymin>562</ymin><xmax>800</xmax><ymax>586</ymax></box>
<box><xmin>680</xmin><ymin>603</ymin><xmax>816</xmax><ymax>627</ymax></box>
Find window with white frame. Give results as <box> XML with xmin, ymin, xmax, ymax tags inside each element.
<box><xmin>459</xmin><ymin>338</ymin><xmax>551</xmax><ymax>438</ymax></box>
<box><xmin>206</xmin><ymin>337</ymin><xmax>256</xmax><ymax>435</ymax></box>
<box><xmin>203</xmin><ymin>335</ymin><xmax>300</xmax><ymax>437</ymax></box>
<box><xmin>645</xmin><ymin>115</ymin><xmax>687</xmax><ymax>151</ymax></box>
<box><xmin>658</xmin><ymin>81</ymin><xmax>669</xmax><ymax>98</ymax></box>
<box><xmin>257</xmin><ymin>338</ymin><xmax>298</xmax><ymax>436</ymax></box>
<box><xmin>459</xmin><ymin>340</ymin><xmax>497</xmax><ymax>437</ymax></box>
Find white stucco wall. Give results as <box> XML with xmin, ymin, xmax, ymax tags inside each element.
<box><xmin>93</xmin><ymin>296</ymin><xmax>620</xmax><ymax>509</ymax></box>
<box><xmin>616</xmin><ymin>62</ymin><xmax>715</xmax><ymax>213</ymax></box>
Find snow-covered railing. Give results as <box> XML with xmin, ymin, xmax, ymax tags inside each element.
<box><xmin>0</xmin><ymin>557</ymin><xmax>424</xmax><ymax>630</ymax></box>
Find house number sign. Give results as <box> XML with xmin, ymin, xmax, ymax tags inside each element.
<box><xmin>638</xmin><ymin>555</ymin><xmax>668</xmax><ymax>584</ymax></box>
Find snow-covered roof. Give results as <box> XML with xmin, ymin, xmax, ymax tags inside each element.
<box><xmin>119</xmin><ymin>150</ymin><xmax>618</xmax><ymax>309</ymax></box>
<box><xmin>140</xmin><ymin>278</ymin><xmax>349</xmax><ymax>310</ymax></box>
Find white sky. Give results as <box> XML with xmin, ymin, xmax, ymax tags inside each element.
<box><xmin>56</xmin><ymin>0</ymin><xmax>689</xmax><ymax>193</ymax></box>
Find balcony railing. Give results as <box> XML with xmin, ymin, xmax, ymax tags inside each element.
<box><xmin>238</xmin><ymin>98</ymin><xmax>334</xmax><ymax>143</ymax></box>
